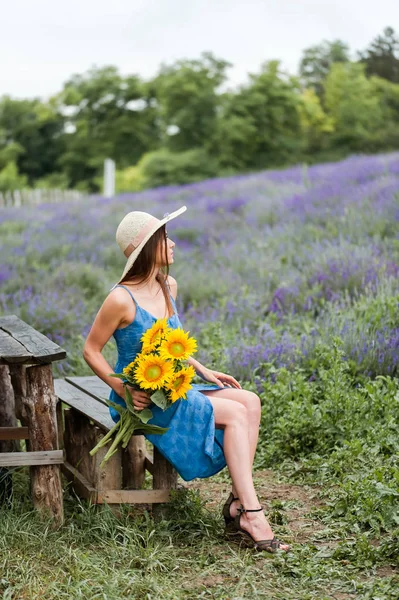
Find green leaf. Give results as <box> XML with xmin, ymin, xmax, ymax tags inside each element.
<box><xmin>137</xmin><ymin>407</ymin><xmax>154</xmax><ymax>424</ymax></box>
<box><xmin>150</xmin><ymin>389</ymin><xmax>169</xmax><ymax>410</ymax></box>
<box><xmin>106</xmin><ymin>399</ymin><xmax>126</xmax><ymax>415</ymax></box>
<box><xmin>124</xmin><ymin>385</ymin><xmax>135</xmax><ymax>413</ymax></box>
<box><xmin>139</xmin><ymin>424</ymin><xmax>169</xmax><ymax>435</ymax></box>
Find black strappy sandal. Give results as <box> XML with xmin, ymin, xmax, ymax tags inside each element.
<box><xmin>233</xmin><ymin>506</ymin><xmax>291</xmax><ymax>553</ymax></box>
<box><xmin>222</xmin><ymin>492</ymin><xmax>239</xmax><ymax>531</ymax></box>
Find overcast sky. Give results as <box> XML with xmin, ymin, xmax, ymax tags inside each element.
<box><xmin>1</xmin><ymin>0</ymin><xmax>398</xmax><ymax>99</ymax></box>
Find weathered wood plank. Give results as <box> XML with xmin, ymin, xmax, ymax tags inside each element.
<box><xmin>0</xmin><ymin>315</ymin><xmax>66</xmax><ymax>363</ymax></box>
<box><xmin>63</xmin><ymin>409</ymin><xmax>122</xmax><ymax>492</ymax></box>
<box><xmin>153</xmin><ymin>447</ymin><xmax>177</xmax><ymax>517</ymax></box>
<box><xmin>62</xmin><ymin>462</ymin><xmax>170</xmax><ymax>504</ymax></box>
<box><xmin>0</xmin><ymin>450</ymin><xmax>64</xmax><ymax>467</ymax></box>
<box><xmin>0</xmin><ymin>366</ymin><xmax>19</xmax><ymax>447</ymax></box>
<box><xmin>24</xmin><ymin>364</ymin><xmax>64</xmax><ymax>524</ymax></box>
<box><xmin>62</xmin><ymin>461</ymin><xmax>98</xmax><ymax>502</ymax></box>
<box><xmin>55</xmin><ymin>379</ymin><xmax>115</xmax><ymax>431</ymax></box>
<box><xmin>97</xmin><ymin>489</ymin><xmax>171</xmax><ymax>504</ymax></box>
<box><xmin>0</xmin><ymin>427</ymin><xmax>29</xmax><ymax>441</ymax></box>
<box><xmin>55</xmin><ymin>378</ymin><xmax>148</xmax><ymax>436</ymax></box>
<box><xmin>144</xmin><ymin>455</ymin><xmax>154</xmax><ymax>475</ymax></box>
<box><xmin>0</xmin><ymin>329</ymin><xmax>30</xmax><ymax>364</ymax></box>
<box><xmin>123</xmin><ymin>436</ymin><xmax>146</xmax><ymax>489</ymax></box>
<box><xmin>0</xmin><ymin>365</ymin><xmax>18</xmax><ymax>504</ymax></box>
<box><xmin>65</xmin><ymin>376</ymin><xmax>111</xmax><ymax>405</ymax></box>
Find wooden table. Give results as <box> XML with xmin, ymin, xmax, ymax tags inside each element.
<box><xmin>0</xmin><ymin>314</ymin><xmax>66</xmax><ymax>524</ymax></box>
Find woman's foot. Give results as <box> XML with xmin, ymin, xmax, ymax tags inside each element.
<box><xmin>235</xmin><ymin>506</ymin><xmax>290</xmax><ymax>553</ymax></box>
<box><xmin>222</xmin><ymin>492</ymin><xmax>240</xmax><ymax>530</ymax></box>
<box><xmin>229</xmin><ymin>498</ymin><xmax>241</xmax><ymax>519</ymax></box>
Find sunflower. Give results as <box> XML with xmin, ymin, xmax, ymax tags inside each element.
<box><xmin>141</xmin><ymin>318</ymin><xmax>171</xmax><ymax>353</ymax></box>
<box><xmin>122</xmin><ymin>358</ymin><xmax>139</xmax><ymax>379</ymax></box>
<box><xmin>166</xmin><ymin>365</ymin><xmax>196</xmax><ymax>402</ymax></box>
<box><xmin>159</xmin><ymin>328</ymin><xmax>197</xmax><ymax>361</ymax></box>
<box><xmin>134</xmin><ymin>353</ymin><xmax>173</xmax><ymax>390</ymax></box>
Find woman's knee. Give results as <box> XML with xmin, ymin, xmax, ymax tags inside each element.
<box><xmin>238</xmin><ymin>390</ymin><xmax>261</xmax><ymax>421</ymax></box>
<box><xmin>231</xmin><ymin>402</ymin><xmax>249</xmax><ymax>428</ymax></box>
<box><xmin>211</xmin><ymin>397</ymin><xmax>249</xmax><ymax>428</ymax></box>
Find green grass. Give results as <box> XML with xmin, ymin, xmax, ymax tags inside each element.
<box><xmin>2</xmin><ymin>346</ymin><xmax>399</xmax><ymax>600</ymax></box>
<box><xmin>0</xmin><ymin>471</ymin><xmax>398</xmax><ymax>600</ymax></box>
<box><xmin>1</xmin><ymin>348</ymin><xmax>398</xmax><ymax>598</ymax></box>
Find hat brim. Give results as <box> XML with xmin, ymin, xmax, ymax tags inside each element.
<box><xmin>116</xmin><ymin>205</ymin><xmax>187</xmax><ymax>284</ymax></box>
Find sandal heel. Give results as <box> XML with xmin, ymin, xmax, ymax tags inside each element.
<box><xmin>233</xmin><ymin>505</ymin><xmax>291</xmax><ymax>554</ymax></box>
<box><xmin>222</xmin><ymin>492</ymin><xmax>239</xmax><ymax>529</ymax></box>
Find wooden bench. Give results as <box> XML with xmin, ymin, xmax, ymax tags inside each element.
<box><xmin>0</xmin><ymin>315</ymin><xmax>66</xmax><ymax>523</ymax></box>
<box><xmin>55</xmin><ymin>375</ymin><xmax>178</xmax><ymax>510</ymax></box>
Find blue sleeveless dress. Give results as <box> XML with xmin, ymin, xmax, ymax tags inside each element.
<box><xmin>108</xmin><ymin>284</ymin><xmax>227</xmax><ymax>481</ymax></box>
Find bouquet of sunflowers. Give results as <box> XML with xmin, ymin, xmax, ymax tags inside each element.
<box><xmin>90</xmin><ymin>318</ymin><xmax>198</xmax><ymax>466</ymax></box>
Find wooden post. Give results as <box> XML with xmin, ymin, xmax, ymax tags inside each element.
<box><xmin>0</xmin><ymin>366</ymin><xmax>18</xmax><ymax>505</ymax></box>
<box><xmin>64</xmin><ymin>409</ymin><xmax>122</xmax><ymax>496</ymax></box>
<box><xmin>8</xmin><ymin>365</ymin><xmax>28</xmax><ymax>426</ymax></box>
<box><xmin>10</xmin><ymin>364</ymin><xmax>63</xmax><ymax>524</ymax></box>
<box><xmin>56</xmin><ymin>402</ymin><xmax>64</xmax><ymax>450</ymax></box>
<box><xmin>152</xmin><ymin>447</ymin><xmax>177</xmax><ymax>518</ymax></box>
<box><xmin>122</xmin><ymin>436</ymin><xmax>146</xmax><ymax>489</ymax></box>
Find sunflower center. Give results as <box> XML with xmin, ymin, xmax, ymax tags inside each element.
<box><xmin>170</xmin><ymin>342</ymin><xmax>185</xmax><ymax>356</ymax></box>
<box><xmin>145</xmin><ymin>365</ymin><xmax>162</xmax><ymax>381</ymax></box>
<box><xmin>173</xmin><ymin>376</ymin><xmax>184</xmax><ymax>390</ymax></box>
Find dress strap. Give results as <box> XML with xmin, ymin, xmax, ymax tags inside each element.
<box><xmin>111</xmin><ymin>284</ymin><xmax>138</xmax><ymax>307</ymax></box>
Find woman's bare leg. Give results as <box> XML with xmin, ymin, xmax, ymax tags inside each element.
<box><xmin>204</xmin><ymin>389</ymin><xmax>261</xmax><ymax>516</ymax></box>
<box><xmin>207</xmin><ymin>395</ymin><xmax>289</xmax><ymax>549</ymax></box>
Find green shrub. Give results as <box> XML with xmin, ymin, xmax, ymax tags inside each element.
<box><xmin>137</xmin><ymin>148</ymin><xmax>219</xmax><ymax>188</ymax></box>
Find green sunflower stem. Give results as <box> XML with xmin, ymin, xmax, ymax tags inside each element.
<box><xmin>99</xmin><ymin>414</ymin><xmax>132</xmax><ymax>467</ymax></box>
<box><xmin>89</xmin><ymin>421</ymin><xmax>121</xmax><ymax>456</ymax></box>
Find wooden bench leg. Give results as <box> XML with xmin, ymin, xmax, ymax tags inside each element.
<box><xmin>9</xmin><ymin>364</ymin><xmax>63</xmax><ymax>525</ymax></box>
<box><xmin>0</xmin><ymin>366</ymin><xmax>18</xmax><ymax>506</ymax></box>
<box><xmin>63</xmin><ymin>408</ymin><xmax>122</xmax><ymax>504</ymax></box>
<box><xmin>152</xmin><ymin>446</ymin><xmax>177</xmax><ymax>518</ymax></box>
<box><xmin>122</xmin><ymin>436</ymin><xmax>146</xmax><ymax>489</ymax></box>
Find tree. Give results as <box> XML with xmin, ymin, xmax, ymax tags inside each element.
<box><xmin>0</xmin><ymin>161</ymin><xmax>28</xmax><ymax>193</ymax></box>
<box><xmin>370</xmin><ymin>75</ymin><xmax>399</xmax><ymax>148</ymax></box>
<box><xmin>324</xmin><ymin>62</ymin><xmax>385</xmax><ymax>150</ymax></box>
<box><xmin>358</xmin><ymin>27</ymin><xmax>399</xmax><ymax>83</ymax></box>
<box><xmin>136</xmin><ymin>148</ymin><xmax>219</xmax><ymax>188</ymax></box>
<box><xmin>298</xmin><ymin>89</ymin><xmax>334</xmax><ymax>154</ymax></box>
<box><xmin>153</xmin><ymin>52</ymin><xmax>231</xmax><ymax>152</ymax></box>
<box><xmin>299</xmin><ymin>40</ymin><xmax>350</xmax><ymax>96</ymax></box>
<box><xmin>57</xmin><ymin>66</ymin><xmax>160</xmax><ymax>190</ymax></box>
<box><xmin>212</xmin><ymin>61</ymin><xmax>302</xmax><ymax>170</ymax></box>
<box><xmin>0</xmin><ymin>97</ymin><xmax>64</xmax><ymax>184</ymax></box>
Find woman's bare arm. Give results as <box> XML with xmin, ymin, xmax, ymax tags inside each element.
<box><xmin>82</xmin><ymin>291</ymin><xmax>131</xmax><ymax>397</ymax></box>
<box><xmin>83</xmin><ymin>290</ymin><xmax>151</xmax><ymax>409</ymax></box>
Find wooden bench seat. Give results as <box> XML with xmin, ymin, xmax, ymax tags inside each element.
<box><xmin>55</xmin><ymin>375</ymin><xmax>178</xmax><ymax>508</ymax></box>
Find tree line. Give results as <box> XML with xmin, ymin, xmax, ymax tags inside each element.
<box><xmin>1</xmin><ymin>26</ymin><xmax>399</xmax><ymax>194</ymax></box>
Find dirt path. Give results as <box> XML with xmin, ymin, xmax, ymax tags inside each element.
<box><xmin>185</xmin><ymin>469</ymin><xmax>325</xmax><ymax>543</ymax></box>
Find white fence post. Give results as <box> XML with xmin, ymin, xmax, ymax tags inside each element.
<box><xmin>103</xmin><ymin>158</ymin><xmax>116</xmax><ymax>198</ymax></box>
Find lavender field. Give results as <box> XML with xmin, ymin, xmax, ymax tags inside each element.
<box><xmin>2</xmin><ymin>152</ymin><xmax>399</xmax><ymax>379</ymax></box>
<box><xmin>1</xmin><ymin>153</ymin><xmax>399</xmax><ymax>598</ymax></box>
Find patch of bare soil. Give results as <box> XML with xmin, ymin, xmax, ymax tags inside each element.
<box><xmin>184</xmin><ymin>469</ymin><xmax>326</xmax><ymax>544</ymax></box>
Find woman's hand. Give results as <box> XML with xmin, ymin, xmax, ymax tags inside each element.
<box><xmin>117</xmin><ymin>383</ymin><xmax>152</xmax><ymax>410</ymax></box>
<box><xmin>198</xmin><ymin>368</ymin><xmax>241</xmax><ymax>389</ymax></box>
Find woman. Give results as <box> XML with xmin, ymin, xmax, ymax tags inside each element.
<box><xmin>83</xmin><ymin>206</ymin><xmax>290</xmax><ymax>554</ymax></box>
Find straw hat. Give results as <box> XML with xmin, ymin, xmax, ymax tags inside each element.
<box><xmin>115</xmin><ymin>206</ymin><xmax>187</xmax><ymax>284</ymax></box>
